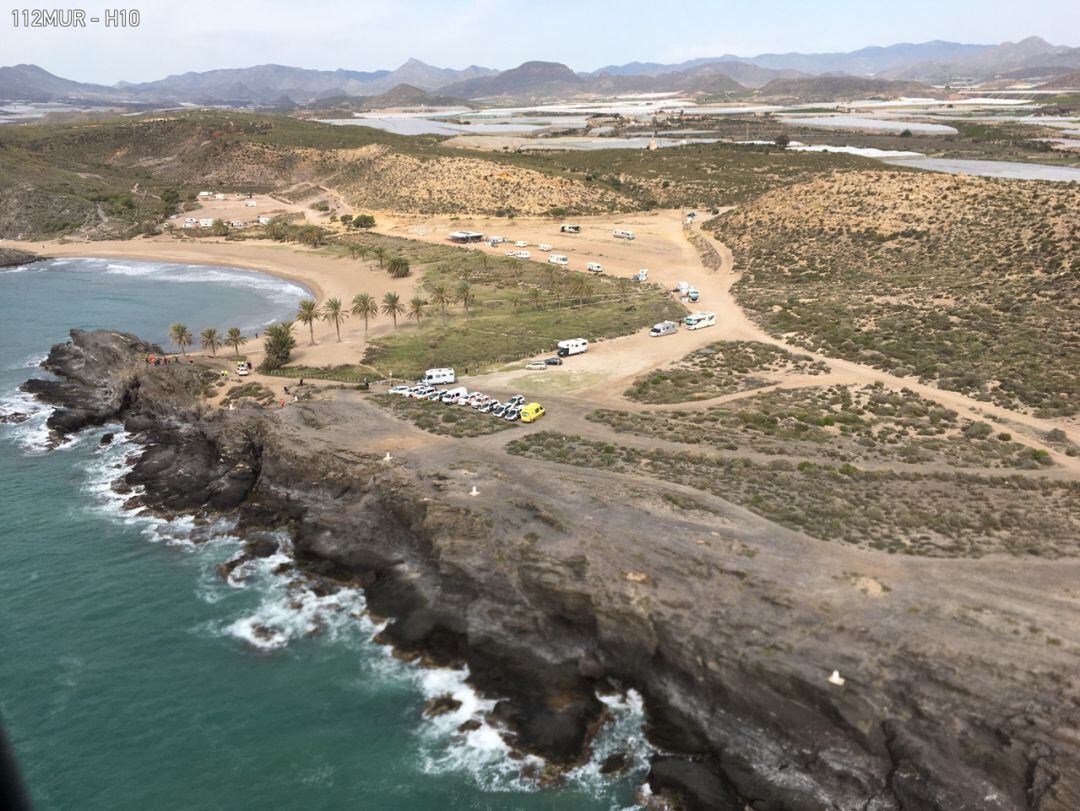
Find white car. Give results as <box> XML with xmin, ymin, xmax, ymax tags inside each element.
<box><xmin>525</xmin><ymin>360</ymin><xmax>547</xmax><ymax>370</ymax></box>
<box><xmin>514</xmin><ymin>240</ymin><xmax>528</xmax><ymax>247</ymax></box>
<box><xmin>537</xmin><ymin>244</ymin><xmax>553</xmax><ymax>252</ymax></box>
<box><xmin>389</xmin><ymin>385</ymin><xmax>412</xmax><ymax>395</ymax></box>
<box><xmin>586</xmin><ymin>262</ymin><xmax>603</xmax><ymax>274</ymax></box>
<box><xmin>504</xmin><ymin>406</ymin><xmax>522</xmax><ymax>422</ymax></box>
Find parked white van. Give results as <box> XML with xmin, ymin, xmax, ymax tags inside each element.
<box><xmin>684</xmin><ymin>312</ymin><xmax>716</xmax><ymax>330</ymax></box>
<box><xmin>556</xmin><ymin>338</ymin><xmax>589</xmax><ymax>357</ymax></box>
<box><xmin>586</xmin><ymin>262</ymin><xmax>603</xmax><ymax>274</ymax></box>
<box><xmin>650</xmin><ymin>320</ymin><xmax>678</xmax><ymax>337</ymax></box>
<box><xmin>612</xmin><ymin>229</ymin><xmax>635</xmax><ymax>240</ymax></box>
<box><xmin>440</xmin><ymin>386</ymin><xmax>468</xmax><ymax>404</ymax></box>
<box><xmin>537</xmin><ymin>244</ymin><xmax>553</xmax><ymax>252</ymax></box>
<box><xmin>423</xmin><ymin>367</ymin><xmax>456</xmax><ymax>385</ymax></box>
<box><xmin>548</xmin><ymin>254</ymin><xmax>569</xmax><ymax>266</ymax></box>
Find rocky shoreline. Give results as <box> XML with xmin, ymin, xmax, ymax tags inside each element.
<box><xmin>23</xmin><ymin>330</ymin><xmax>1080</xmax><ymax>810</ymax></box>
<box><xmin>0</xmin><ymin>247</ymin><xmax>46</xmax><ymax>268</ymax></box>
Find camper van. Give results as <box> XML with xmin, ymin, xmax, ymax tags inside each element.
<box><xmin>537</xmin><ymin>244</ymin><xmax>553</xmax><ymax>252</ymax></box>
<box><xmin>688</xmin><ymin>286</ymin><xmax>700</xmax><ymax>303</ymax></box>
<box><xmin>676</xmin><ymin>281</ymin><xmax>690</xmax><ymax>296</ymax></box>
<box><xmin>440</xmin><ymin>386</ymin><xmax>468</xmax><ymax>404</ymax></box>
<box><xmin>556</xmin><ymin>338</ymin><xmax>589</xmax><ymax>357</ymax></box>
<box><xmin>684</xmin><ymin>312</ymin><xmax>716</xmax><ymax>331</ymax></box>
<box><xmin>423</xmin><ymin>367</ymin><xmax>456</xmax><ymax>385</ymax></box>
<box><xmin>649</xmin><ymin>320</ymin><xmax>678</xmax><ymax>337</ymax></box>
<box><xmin>548</xmin><ymin>254</ymin><xmax>569</xmax><ymax>266</ymax></box>
<box><xmin>612</xmin><ymin>229</ymin><xmax>635</xmax><ymax>240</ymax></box>
<box><xmin>586</xmin><ymin>262</ymin><xmax>603</xmax><ymax>274</ymax></box>
<box><xmin>633</xmin><ymin>269</ymin><xmax>649</xmax><ymax>282</ymax></box>
<box><xmin>560</xmin><ymin>224</ymin><xmax>581</xmax><ymax>234</ymax></box>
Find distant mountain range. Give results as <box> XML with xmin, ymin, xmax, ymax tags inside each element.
<box><xmin>2</xmin><ymin>37</ymin><xmax>1078</xmax><ymax>106</ymax></box>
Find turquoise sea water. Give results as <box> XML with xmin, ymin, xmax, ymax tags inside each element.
<box><xmin>0</xmin><ymin>258</ymin><xmax>649</xmax><ymax>809</ymax></box>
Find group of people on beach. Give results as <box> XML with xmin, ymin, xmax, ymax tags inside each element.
<box><xmin>145</xmin><ymin>353</ymin><xmax>193</xmax><ymax>366</ymax></box>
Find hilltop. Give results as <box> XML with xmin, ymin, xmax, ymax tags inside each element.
<box><xmin>756</xmin><ymin>75</ymin><xmax>942</xmax><ymax>100</ymax></box>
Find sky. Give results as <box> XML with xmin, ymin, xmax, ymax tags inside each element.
<box><xmin>2</xmin><ymin>0</ymin><xmax>1077</xmax><ymax>84</ymax></box>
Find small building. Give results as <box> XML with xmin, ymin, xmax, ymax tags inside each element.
<box><xmin>448</xmin><ymin>230</ymin><xmax>485</xmax><ymax>244</ymax></box>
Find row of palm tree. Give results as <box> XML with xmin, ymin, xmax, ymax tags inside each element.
<box><xmin>169</xmin><ymin>323</ymin><xmax>248</xmax><ymax>356</ymax></box>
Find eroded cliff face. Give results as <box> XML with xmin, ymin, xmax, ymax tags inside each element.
<box><xmin>23</xmin><ymin>330</ymin><xmax>1080</xmax><ymax>811</ymax></box>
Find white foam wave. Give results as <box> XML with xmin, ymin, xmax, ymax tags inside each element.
<box><xmin>0</xmin><ymin>387</ymin><xmax>59</xmax><ymax>453</ymax></box>
<box><xmin>87</xmin><ymin>259</ymin><xmax>309</xmax><ymax>305</ymax></box>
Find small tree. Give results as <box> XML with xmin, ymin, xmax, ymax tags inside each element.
<box><xmin>407</xmin><ymin>296</ymin><xmax>426</xmax><ymax>324</ymax></box>
<box><xmin>296</xmin><ymin>298</ymin><xmax>319</xmax><ymax>345</ymax></box>
<box><xmin>321</xmin><ymin>297</ymin><xmax>347</xmax><ymax>342</ymax></box>
<box><xmin>457</xmin><ymin>281</ymin><xmax>476</xmax><ymax>317</ymax></box>
<box><xmin>260</xmin><ymin>321</ymin><xmax>296</xmax><ymax>372</ymax></box>
<box><xmin>430</xmin><ymin>284</ymin><xmax>451</xmax><ymax>322</ymax></box>
<box><xmin>899</xmin><ymin>128</ymin><xmax>913</xmax><ymax>138</ymax></box>
<box><xmin>200</xmin><ymin>327</ymin><xmax>221</xmax><ymax>357</ymax></box>
<box><xmin>372</xmin><ymin>246</ymin><xmax>387</xmax><ymax>268</ymax></box>
<box><xmin>527</xmin><ymin>287</ymin><xmax>544</xmax><ymax>311</ymax></box>
<box><xmin>226</xmin><ymin>327</ymin><xmax>247</xmax><ymax>357</ymax></box>
<box><xmin>388</xmin><ymin>256</ymin><xmax>411</xmax><ymax>278</ymax></box>
<box><xmin>351</xmin><ymin>292</ymin><xmax>379</xmax><ymax>336</ymax></box>
<box><xmin>169</xmin><ymin>322</ymin><xmax>193</xmax><ymax>355</ymax></box>
<box><xmin>340</xmin><ymin>214</ymin><xmax>354</xmax><ymax>227</ymax></box>
<box><xmin>381</xmin><ymin>291</ymin><xmax>405</xmax><ymax>328</ymax></box>
<box><xmin>211</xmin><ymin>218</ymin><xmax>229</xmax><ymax>236</ymax></box>
<box><xmin>774</xmin><ymin>133</ymin><xmax>791</xmax><ymax>148</ymax></box>
<box><xmin>353</xmin><ymin>213</ymin><xmax>375</xmax><ymax>229</ymax></box>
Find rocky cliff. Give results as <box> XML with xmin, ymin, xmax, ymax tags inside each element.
<box><xmin>23</xmin><ymin>329</ymin><xmax>1080</xmax><ymax>810</ymax></box>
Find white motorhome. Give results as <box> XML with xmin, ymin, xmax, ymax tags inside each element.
<box><xmin>586</xmin><ymin>262</ymin><xmax>603</xmax><ymax>274</ymax></box>
<box><xmin>548</xmin><ymin>254</ymin><xmax>569</xmax><ymax>266</ymax></box>
<box><xmin>537</xmin><ymin>244</ymin><xmax>553</xmax><ymax>252</ymax></box>
<box><xmin>612</xmin><ymin>229</ymin><xmax>635</xmax><ymax>240</ymax></box>
<box><xmin>423</xmin><ymin>367</ymin><xmax>456</xmax><ymax>385</ymax></box>
<box><xmin>684</xmin><ymin>312</ymin><xmax>716</xmax><ymax>330</ymax></box>
<box><xmin>556</xmin><ymin>338</ymin><xmax>589</xmax><ymax>357</ymax></box>
<box><xmin>650</xmin><ymin>320</ymin><xmax>678</xmax><ymax>337</ymax></box>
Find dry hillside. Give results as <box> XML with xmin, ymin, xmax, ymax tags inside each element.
<box><xmin>714</xmin><ymin>170</ymin><xmax>1079</xmax><ymax>416</ymax></box>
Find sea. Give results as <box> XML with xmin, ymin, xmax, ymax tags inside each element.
<box><xmin>0</xmin><ymin>257</ymin><xmax>651</xmax><ymax>809</ymax></box>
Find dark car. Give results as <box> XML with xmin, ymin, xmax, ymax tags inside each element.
<box><xmin>545</xmin><ymin>357</ymin><xmax>563</xmax><ymax>366</ymax></box>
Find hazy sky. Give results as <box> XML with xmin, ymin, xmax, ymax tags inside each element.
<box><xmin>2</xmin><ymin>0</ymin><xmax>1077</xmax><ymax>83</ymax></box>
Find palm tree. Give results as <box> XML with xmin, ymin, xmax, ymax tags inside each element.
<box><xmin>372</xmin><ymin>246</ymin><xmax>387</xmax><ymax>268</ymax></box>
<box><xmin>457</xmin><ymin>281</ymin><xmax>476</xmax><ymax>317</ymax></box>
<box><xmin>508</xmin><ymin>294</ymin><xmax>522</xmax><ymax>313</ymax></box>
<box><xmin>387</xmin><ymin>257</ymin><xmax>410</xmax><ymax>278</ymax></box>
<box><xmin>381</xmin><ymin>291</ymin><xmax>405</xmax><ymax>328</ymax></box>
<box><xmin>200</xmin><ymin>327</ymin><xmax>221</xmax><ymax>357</ymax></box>
<box><xmin>568</xmin><ymin>275</ymin><xmax>592</xmax><ymax>305</ymax></box>
<box><xmin>321</xmin><ymin>297</ymin><xmax>347</xmax><ymax>342</ymax></box>
<box><xmin>226</xmin><ymin>327</ymin><xmax>247</xmax><ymax>357</ymax></box>
<box><xmin>296</xmin><ymin>298</ymin><xmax>319</xmax><ymax>346</ymax></box>
<box><xmin>169</xmin><ymin>322</ymin><xmax>193</xmax><ymax>355</ymax></box>
<box><xmin>429</xmin><ymin>284</ymin><xmax>451</xmax><ymax>322</ymax></box>
<box><xmin>351</xmin><ymin>292</ymin><xmax>379</xmax><ymax>336</ymax></box>
<box><xmin>407</xmin><ymin>296</ymin><xmax>426</xmax><ymax>324</ymax></box>
<box><xmin>527</xmin><ymin>287</ymin><xmax>544</xmax><ymax>311</ymax></box>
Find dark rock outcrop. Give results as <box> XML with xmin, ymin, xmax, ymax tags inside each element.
<box><xmin>0</xmin><ymin>247</ymin><xmax>45</xmax><ymax>268</ymax></box>
<box><xmin>23</xmin><ymin>329</ymin><xmax>1080</xmax><ymax>811</ymax></box>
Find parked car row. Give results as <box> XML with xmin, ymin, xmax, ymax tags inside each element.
<box><xmin>388</xmin><ymin>385</ymin><xmax>546</xmax><ymax>423</ymax></box>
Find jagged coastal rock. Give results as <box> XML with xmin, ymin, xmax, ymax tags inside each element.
<box><xmin>0</xmin><ymin>247</ymin><xmax>46</xmax><ymax>268</ymax></box>
<box><xmin>24</xmin><ymin>329</ymin><xmax>1080</xmax><ymax>810</ymax></box>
